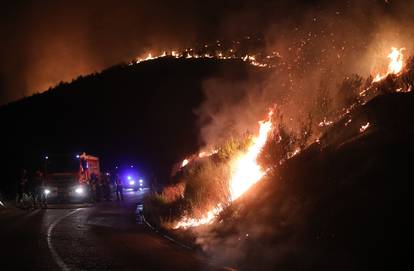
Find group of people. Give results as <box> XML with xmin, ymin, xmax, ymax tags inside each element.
<box><xmin>89</xmin><ymin>173</ymin><xmax>124</xmax><ymax>202</ymax></box>
<box><xmin>16</xmin><ymin>169</ymin><xmax>47</xmax><ymax>208</ymax></box>
<box><xmin>16</xmin><ymin>169</ymin><xmax>125</xmax><ymax>208</ymax></box>
<box><xmin>89</xmin><ymin>173</ymin><xmax>111</xmax><ymax>202</ymax></box>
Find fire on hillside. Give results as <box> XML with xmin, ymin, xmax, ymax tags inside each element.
<box><xmin>174</xmin><ymin>110</ymin><xmax>273</xmax><ymax>229</ymax></box>
<box><xmin>129</xmin><ymin>40</ymin><xmax>280</xmax><ymax>68</ymax></box>
<box><xmin>373</xmin><ymin>47</ymin><xmax>405</xmax><ymax>83</ymax></box>
<box><xmin>172</xmin><ymin>45</ymin><xmax>409</xmax><ymax>229</ymax></box>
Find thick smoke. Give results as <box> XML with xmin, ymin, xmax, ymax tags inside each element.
<box><xmin>192</xmin><ymin>0</ymin><xmax>414</xmax><ymax>268</ymax></box>
<box><xmin>196</xmin><ymin>0</ymin><xmax>414</xmax><ymax>149</ymax></box>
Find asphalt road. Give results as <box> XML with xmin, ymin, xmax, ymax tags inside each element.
<box><xmin>0</xmin><ymin>190</ymin><xmax>218</xmax><ymax>271</ymax></box>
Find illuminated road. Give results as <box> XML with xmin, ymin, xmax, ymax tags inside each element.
<box><xmin>0</xmin><ymin>190</ymin><xmax>217</xmax><ymax>271</ymax></box>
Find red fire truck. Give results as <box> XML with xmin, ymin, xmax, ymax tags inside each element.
<box><xmin>79</xmin><ymin>153</ymin><xmax>100</xmax><ymax>183</ymax></box>
<box><xmin>43</xmin><ymin>153</ymin><xmax>101</xmax><ymax>203</ymax></box>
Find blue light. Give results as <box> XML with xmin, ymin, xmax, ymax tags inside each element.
<box><xmin>127</xmin><ymin>176</ymin><xmax>132</xmax><ymax>180</ymax></box>
<box><xmin>76</xmin><ymin>154</ymin><xmax>80</xmax><ymax>158</ymax></box>
<box><xmin>139</xmin><ymin>179</ymin><xmax>143</xmax><ymax>183</ymax></box>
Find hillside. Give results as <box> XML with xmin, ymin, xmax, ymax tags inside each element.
<box><xmin>0</xmin><ymin>58</ymin><xmax>270</xmax><ymax>194</ymax></box>
<box><xmin>200</xmin><ymin>91</ymin><xmax>414</xmax><ymax>270</ymax></box>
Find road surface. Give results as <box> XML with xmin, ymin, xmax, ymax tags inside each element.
<box><xmin>0</xmin><ymin>190</ymin><xmax>219</xmax><ymax>271</ymax></box>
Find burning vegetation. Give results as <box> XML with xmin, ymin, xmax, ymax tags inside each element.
<box><xmin>129</xmin><ymin>39</ymin><xmax>279</xmax><ymax>69</ymax></box>
<box><xmin>144</xmin><ymin>46</ymin><xmax>414</xmax><ymax>235</ymax></box>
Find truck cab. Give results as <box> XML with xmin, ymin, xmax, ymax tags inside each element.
<box><xmin>43</xmin><ymin>153</ymin><xmax>100</xmax><ymax>203</ymax></box>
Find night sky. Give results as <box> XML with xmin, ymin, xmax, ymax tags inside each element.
<box><xmin>0</xmin><ymin>0</ymin><xmax>412</xmax><ymax>105</ymax></box>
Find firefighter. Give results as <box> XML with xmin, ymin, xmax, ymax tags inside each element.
<box><xmin>90</xmin><ymin>173</ymin><xmax>98</xmax><ymax>203</ymax></box>
<box><xmin>33</xmin><ymin>171</ymin><xmax>46</xmax><ymax>208</ymax></box>
<box><xmin>96</xmin><ymin>174</ymin><xmax>103</xmax><ymax>202</ymax></box>
<box><xmin>102</xmin><ymin>173</ymin><xmax>111</xmax><ymax>201</ymax></box>
<box><xmin>115</xmin><ymin>174</ymin><xmax>123</xmax><ymax>201</ymax></box>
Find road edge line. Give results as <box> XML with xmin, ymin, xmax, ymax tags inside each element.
<box><xmin>137</xmin><ymin>205</ymin><xmax>193</xmax><ymax>251</ymax></box>
<box><xmin>47</xmin><ymin>209</ymin><xmax>81</xmax><ymax>271</ymax></box>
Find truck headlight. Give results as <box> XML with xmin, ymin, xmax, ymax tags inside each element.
<box><xmin>75</xmin><ymin>186</ymin><xmax>84</xmax><ymax>195</ymax></box>
<box><xmin>44</xmin><ymin>189</ymin><xmax>51</xmax><ymax>195</ymax></box>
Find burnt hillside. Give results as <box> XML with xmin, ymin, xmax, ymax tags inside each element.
<box><xmin>208</xmin><ymin>91</ymin><xmax>414</xmax><ymax>270</ymax></box>
<box><xmin>0</xmin><ymin>58</ymin><xmax>269</xmax><ymax>194</ymax></box>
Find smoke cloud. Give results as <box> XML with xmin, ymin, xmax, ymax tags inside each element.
<box><xmin>190</xmin><ymin>1</ymin><xmax>414</xmax><ymax>268</ymax></box>
<box><xmin>2</xmin><ymin>1</ymin><xmax>414</xmax><ymax>105</ymax></box>
<box><xmin>195</xmin><ymin>0</ymin><xmax>414</xmax><ymax>149</ymax></box>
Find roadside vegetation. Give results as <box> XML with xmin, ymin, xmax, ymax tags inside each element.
<box><xmin>144</xmin><ymin>56</ymin><xmax>414</xmax><ymax>230</ymax></box>
<box><xmin>144</xmin><ymin>135</ymin><xmax>252</xmax><ymax>226</ymax></box>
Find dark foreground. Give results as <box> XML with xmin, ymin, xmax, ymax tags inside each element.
<box><xmin>0</xmin><ymin>190</ymin><xmax>216</xmax><ymax>271</ymax></box>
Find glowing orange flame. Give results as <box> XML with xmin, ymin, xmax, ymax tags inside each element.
<box><xmin>198</xmin><ymin>149</ymin><xmax>218</xmax><ymax>158</ymax></box>
<box><xmin>359</xmin><ymin>122</ymin><xmax>370</xmax><ymax>133</ymax></box>
<box><xmin>373</xmin><ymin>47</ymin><xmax>405</xmax><ymax>83</ymax></box>
<box><xmin>229</xmin><ymin>111</ymin><xmax>273</xmax><ymax>201</ymax></box>
<box><xmin>173</xmin><ymin>205</ymin><xmax>223</xmax><ymax>229</ymax></box>
<box><xmin>174</xmin><ymin>110</ymin><xmax>273</xmax><ymax>228</ymax></box>
<box><xmin>131</xmin><ymin>48</ymin><xmax>274</xmax><ymax>68</ymax></box>
<box><xmin>181</xmin><ymin>159</ymin><xmax>189</xmax><ymax>168</ymax></box>
<box><xmin>387</xmin><ymin>47</ymin><xmax>404</xmax><ymax>75</ymax></box>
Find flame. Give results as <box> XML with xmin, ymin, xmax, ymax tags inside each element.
<box><xmin>387</xmin><ymin>47</ymin><xmax>404</xmax><ymax>74</ymax></box>
<box><xmin>130</xmin><ymin>44</ymin><xmax>278</xmax><ymax>68</ymax></box>
<box><xmin>287</xmin><ymin>148</ymin><xmax>301</xmax><ymax>159</ymax></box>
<box><xmin>173</xmin><ymin>205</ymin><xmax>223</xmax><ymax>229</ymax></box>
<box><xmin>198</xmin><ymin>149</ymin><xmax>218</xmax><ymax>158</ymax></box>
<box><xmin>181</xmin><ymin>159</ymin><xmax>189</xmax><ymax>168</ymax></box>
<box><xmin>174</xmin><ymin>110</ymin><xmax>273</xmax><ymax>229</ymax></box>
<box><xmin>229</xmin><ymin>111</ymin><xmax>273</xmax><ymax>201</ymax></box>
<box><xmin>318</xmin><ymin>118</ymin><xmax>333</xmax><ymax>127</ymax></box>
<box><xmin>373</xmin><ymin>47</ymin><xmax>405</xmax><ymax>83</ymax></box>
<box><xmin>179</xmin><ymin>149</ymin><xmax>218</xmax><ymax>169</ymax></box>
<box><xmin>359</xmin><ymin>122</ymin><xmax>370</xmax><ymax>133</ymax></box>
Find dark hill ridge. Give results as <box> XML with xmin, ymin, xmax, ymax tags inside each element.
<box><xmin>0</xmin><ymin>58</ymin><xmax>270</xmax><ymax>194</ymax></box>
<box><xmin>206</xmin><ymin>91</ymin><xmax>414</xmax><ymax>270</ymax></box>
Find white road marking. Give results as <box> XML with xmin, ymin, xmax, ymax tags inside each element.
<box><xmin>47</xmin><ymin>209</ymin><xmax>81</xmax><ymax>271</ymax></box>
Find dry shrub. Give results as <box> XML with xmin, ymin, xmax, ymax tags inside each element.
<box><xmin>183</xmin><ymin>159</ymin><xmax>231</xmax><ymax>217</ymax></box>
<box><xmin>162</xmin><ymin>182</ymin><xmax>185</xmax><ymax>203</ymax></box>
<box><xmin>337</xmin><ymin>74</ymin><xmax>363</xmax><ymax>108</ymax></box>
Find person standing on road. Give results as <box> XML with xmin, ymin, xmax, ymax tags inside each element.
<box><xmin>115</xmin><ymin>174</ymin><xmax>123</xmax><ymax>201</ymax></box>
<box><xmin>33</xmin><ymin>171</ymin><xmax>46</xmax><ymax>208</ymax></box>
<box><xmin>90</xmin><ymin>173</ymin><xmax>98</xmax><ymax>203</ymax></box>
<box><xmin>102</xmin><ymin>173</ymin><xmax>111</xmax><ymax>201</ymax></box>
<box><xmin>96</xmin><ymin>174</ymin><xmax>103</xmax><ymax>202</ymax></box>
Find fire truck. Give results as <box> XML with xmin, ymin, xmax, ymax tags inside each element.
<box><xmin>43</xmin><ymin>153</ymin><xmax>101</xmax><ymax>203</ymax></box>
<box><xmin>78</xmin><ymin>153</ymin><xmax>100</xmax><ymax>183</ymax></box>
